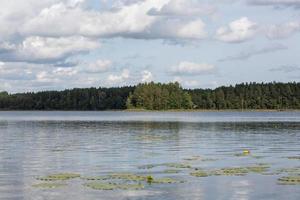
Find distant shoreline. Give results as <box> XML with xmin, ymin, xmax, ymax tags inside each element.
<box><xmin>125</xmin><ymin>109</ymin><xmax>300</xmax><ymax>112</ymax></box>
<box><xmin>0</xmin><ymin>109</ymin><xmax>299</xmax><ymax>112</ymax></box>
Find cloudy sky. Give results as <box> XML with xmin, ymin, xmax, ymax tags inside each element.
<box><xmin>1</xmin><ymin>0</ymin><xmax>300</xmax><ymax>93</ymax></box>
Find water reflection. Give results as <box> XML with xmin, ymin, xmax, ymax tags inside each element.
<box><xmin>0</xmin><ymin>112</ymin><xmax>299</xmax><ymax>200</ymax></box>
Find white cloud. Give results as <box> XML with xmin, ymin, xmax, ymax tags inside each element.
<box><xmin>175</xmin><ymin>19</ymin><xmax>207</xmax><ymax>40</ymax></box>
<box><xmin>141</xmin><ymin>70</ymin><xmax>153</xmax><ymax>82</ymax></box>
<box><xmin>148</xmin><ymin>0</ymin><xmax>216</xmax><ymax>16</ymax></box>
<box><xmin>21</xmin><ymin>0</ymin><xmax>166</xmax><ymax>38</ymax></box>
<box><xmin>19</xmin><ymin>0</ymin><xmax>208</xmax><ymax>41</ymax></box>
<box><xmin>265</xmin><ymin>21</ymin><xmax>300</xmax><ymax>39</ymax></box>
<box><xmin>0</xmin><ymin>36</ymin><xmax>99</xmax><ymax>63</ymax></box>
<box><xmin>248</xmin><ymin>0</ymin><xmax>300</xmax><ymax>8</ymax></box>
<box><xmin>216</xmin><ymin>17</ymin><xmax>257</xmax><ymax>43</ymax></box>
<box><xmin>138</xmin><ymin>18</ymin><xmax>207</xmax><ymax>40</ymax></box>
<box><xmin>53</xmin><ymin>67</ymin><xmax>78</xmax><ymax>76</ymax></box>
<box><xmin>173</xmin><ymin>76</ymin><xmax>202</xmax><ymax>88</ymax></box>
<box><xmin>83</xmin><ymin>59</ymin><xmax>112</xmax><ymax>73</ymax></box>
<box><xmin>107</xmin><ymin>69</ymin><xmax>130</xmax><ymax>84</ymax></box>
<box><xmin>171</xmin><ymin>61</ymin><xmax>215</xmax><ymax>75</ymax></box>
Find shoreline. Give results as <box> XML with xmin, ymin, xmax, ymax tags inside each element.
<box><xmin>0</xmin><ymin>109</ymin><xmax>299</xmax><ymax>112</ymax></box>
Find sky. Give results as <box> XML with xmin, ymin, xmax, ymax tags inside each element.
<box><xmin>1</xmin><ymin>0</ymin><xmax>300</xmax><ymax>93</ymax></box>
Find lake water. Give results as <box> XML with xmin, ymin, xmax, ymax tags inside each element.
<box><xmin>0</xmin><ymin>111</ymin><xmax>299</xmax><ymax>200</ymax></box>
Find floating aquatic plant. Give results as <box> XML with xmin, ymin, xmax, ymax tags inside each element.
<box><xmin>32</xmin><ymin>182</ymin><xmax>67</xmax><ymax>189</ymax></box>
<box><xmin>277</xmin><ymin>176</ymin><xmax>300</xmax><ymax>185</ymax></box>
<box><xmin>146</xmin><ymin>176</ymin><xmax>153</xmax><ymax>184</ymax></box>
<box><xmin>200</xmin><ymin>158</ymin><xmax>218</xmax><ymax>162</ymax></box>
<box><xmin>163</xmin><ymin>169</ymin><xmax>181</xmax><ymax>174</ymax></box>
<box><xmin>108</xmin><ymin>173</ymin><xmax>148</xmax><ymax>181</ymax></box>
<box><xmin>84</xmin><ymin>182</ymin><xmax>144</xmax><ymax>190</ymax></box>
<box><xmin>190</xmin><ymin>170</ymin><xmax>209</xmax><ymax>177</ymax></box>
<box><xmin>138</xmin><ymin>164</ymin><xmax>161</xmax><ymax>169</ymax></box>
<box><xmin>276</xmin><ymin>167</ymin><xmax>300</xmax><ymax>175</ymax></box>
<box><xmin>164</xmin><ymin>163</ymin><xmax>192</xmax><ymax>169</ymax></box>
<box><xmin>183</xmin><ymin>156</ymin><xmax>201</xmax><ymax>161</ymax></box>
<box><xmin>246</xmin><ymin>165</ymin><xmax>270</xmax><ymax>173</ymax></box>
<box><xmin>151</xmin><ymin>177</ymin><xmax>184</xmax><ymax>184</ymax></box>
<box><xmin>81</xmin><ymin>176</ymin><xmax>110</xmax><ymax>181</ymax></box>
<box><xmin>211</xmin><ymin>167</ymin><xmax>249</xmax><ymax>176</ymax></box>
<box><xmin>37</xmin><ymin>173</ymin><xmax>80</xmax><ymax>181</ymax></box>
<box><xmin>287</xmin><ymin>156</ymin><xmax>300</xmax><ymax>160</ymax></box>
<box><xmin>138</xmin><ymin>162</ymin><xmax>191</xmax><ymax>170</ymax></box>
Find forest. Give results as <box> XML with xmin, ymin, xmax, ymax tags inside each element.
<box><xmin>0</xmin><ymin>82</ymin><xmax>299</xmax><ymax>110</ymax></box>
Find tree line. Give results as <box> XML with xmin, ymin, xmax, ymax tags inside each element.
<box><xmin>126</xmin><ymin>82</ymin><xmax>193</xmax><ymax>110</ymax></box>
<box><xmin>0</xmin><ymin>82</ymin><xmax>299</xmax><ymax>110</ymax></box>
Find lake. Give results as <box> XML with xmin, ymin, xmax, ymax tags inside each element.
<box><xmin>0</xmin><ymin>111</ymin><xmax>299</xmax><ymax>200</ymax></box>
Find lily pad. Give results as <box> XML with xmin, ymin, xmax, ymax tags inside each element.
<box><xmin>37</xmin><ymin>173</ymin><xmax>80</xmax><ymax>181</ymax></box>
<box><xmin>84</xmin><ymin>182</ymin><xmax>144</xmax><ymax>190</ymax></box>
<box><xmin>138</xmin><ymin>164</ymin><xmax>159</xmax><ymax>169</ymax></box>
<box><xmin>164</xmin><ymin>163</ymin><xmax>192</xmax><ymax>169</ymax></box>
<box><xmin>211</xmin><ymin>167</ymin><xmax>248</xmax><ymax>176</ymax></box>
<box><xmin>190</xmin><ymin>170</ymin><xmax>209</xmax><ymax>177</ymax></box>
<box><xmin>81</xmin><ymin>176</ymin><xmax>110</xmax><ymax>181</ymax></box>
<box><xmin>183</xmin><ymin>156</ymin><xmax>201</xmax><ymax>161</ymax></box>
<box><xmin>278</xmin><ymin>176</ymin><xmax>300</xmax><ymax>185</ymax></box>
<box><xmin>276</xmin><ymin>167</ymin><xmax>300</xmax><ymax>175</ymax></box>
<box><xmin>246</xmin><ymin>165</ymin><xmax>270</xmax><ymax>173</ymax></box>
<box><xmin>163</xmin><ymin>169</ymin><xmax>181</xmax><ymax>174</ymax></box>
<box><xmin>287</xmin><ymin>156</ymin><xmax>300</xmax><ymax>160</ymax></box>
<box><xmin>108</xmin><ymin>173</ymin><xmax>147</xmax><ymax>181</ymax></box>
<box><xmin>151</xmin><ymin>177</ymin><xmax>184</xmax><ymax>184</ymax></box>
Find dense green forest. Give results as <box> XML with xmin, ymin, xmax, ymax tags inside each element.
<box><xmin>0</xmin><ymin>87</ymin><xmax>134</xmax><ymax>110</ymax></box>
<box><xmin>126</xmin><ymin>82</ymin><xmax>193</xmax><ymax>110</ymax></box>
<box><xmin>0</xmin><ymin>82</ymin><xmax>299</xmax><ymax>110</ymax></box>
<box><xmin>188</xmin><ymin>82</ymin><xmax>300</xmax><ymax>110</ymax></box>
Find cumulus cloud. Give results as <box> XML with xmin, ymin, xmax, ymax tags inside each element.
<box><xmin>216</xmin><ymin>17</ymin><xmax>258</xmax><ymax>43</ymax></box>
<box><xmin>107</xmin><ymin>69</ymin><xmax>131</xmax><ymax>84</ymax></box>
<box><xmin>0</xmin><ymin>60</ymin><xmax>114</xmax><ymax>92</ymax></box>
<box><xmin>219</xmin><ymin>43</ymin><xmax>287</xmax><ymax>61</ymax></box>
<box><xmin>141</xmin><ymin>70</ymin><xmax>153</xmax><ymax>82</ymax></box>
<box><xmin>265</xmin><ymin>21</ymin><xmax>300</xmax><ymax>39</ymax></box>
<box><xmin>0</xmin><ymin>36</ymin><xmax>99</xmax><ymax>64</ymax></box>
<box><xmin>83</xmin><ymin>59</ymin><xmax>112</xmax><ymax>73</ymax></box>
<box><xmin>171</xmin><ymin>61</ymin><xmax>215</xmax><ymax>75</ymax></box>
<box><xmin>177</xmin><ymin>79</ymin><xmax>200</xmax><ymax>88</ymax></box>
<box><xmin>19</xmin><ymin>0</ymin><xmax>208</xmax><ymax>41</ymax></box>
<box><xmin>247</xmin><ymin>0</ymin><xmax>300</xmax><ymax>8</ymax></box>
<box><xmin>148</xmin><ymin>0</ymin><xmax>216</xmax><ymax>16</ymax></box>
<box><xmin>0</xmin><ymin>0</ymin><xmax>210</xmax><ymax>66</ymax></box>
<box><xmin>145</xmin><ymin>18</ymin><xmax>207</xmax><ymax>40</ymax></box>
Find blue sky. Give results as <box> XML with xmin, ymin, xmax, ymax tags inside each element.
<box><xmin>0</xmin><ymin>0</ymin><xmax>300</xmax><ymax>93</ymax></box>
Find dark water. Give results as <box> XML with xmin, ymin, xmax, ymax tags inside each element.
<box><xmin>0</xmin><ymin>111</ymin><xmax>299</xmax><ymax>200</ymax></box>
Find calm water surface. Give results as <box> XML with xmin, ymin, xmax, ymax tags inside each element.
<box><xmin>0</xmin><ymin>111</ymin><xmax>299</xmax><ymax>200</ymax></box>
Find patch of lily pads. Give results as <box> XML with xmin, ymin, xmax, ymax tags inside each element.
<box><xmin>164</xmin><ymin>163</ymin><xmax>192</xmax><ymax>169</ymax></box>
<box><xmin>190</xmin><ymin>170</ymin><xmax>209</xmax><ymax>177</ymax></box>
<box><xmin>84</xmin><ymin>182</ymin><xmax>145</xmax><ymax>190</ymax></box>
<box><xmin>276</xmin><ymin>167</ymin><xmax>300</xmax><ymax>175</ymax></box>
<box><xmin>287</xmin><ymin>156</ymin><xmax>300</xmax><ymax>160</ymax></box>
<box><xmin>277</xmin><ymin>176</ymin><xmax>300</xmax><ymax>185</ymax></box>
<box><xmin>150</xmin><ymin>177</ymin><xmax>184</xmax><ymax>184</ymax></box>
<box><xmin>190</xmin><ymin>164</ymin><xmax>270</xmax><ymax>177</ymax></box>
<box><xmin>138</xmin><ymin>162</ymin><xmax>191</xmax><ymax>170</ymax></box>
<box><xmin>163</xmin><ymin>169</ymin><xmax>181</xmax><ymax>174</ymax></box>
<box><xmin>36</xmin><ymin>173</ymin><xmax>80</xmax><ymax>181</ymax></box>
